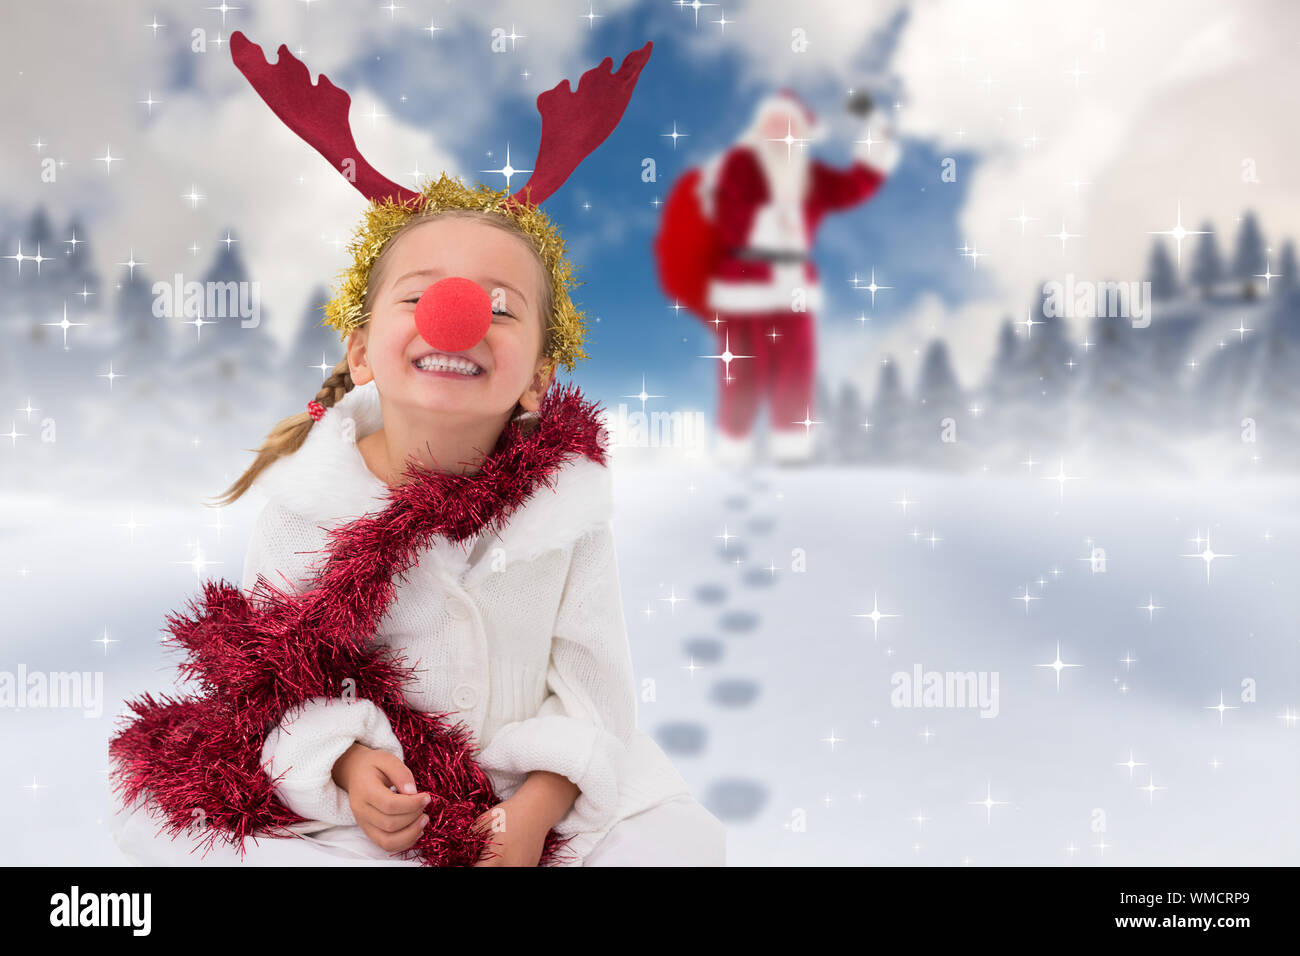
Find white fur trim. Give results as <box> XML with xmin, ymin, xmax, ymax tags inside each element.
<box><xmin>252</xmin><ymin>380</ymin><xmax>389</xmax><ymax>526</ymax></box>
<box><xmin>707</xmin><ymin>271</ymin><xmax>824</xmax><ymax>313</ymax></box>
<box><xmin>768</xmin><ymin>428</ymin><xmax>815</xmax><ymax>462</ymax></box>
<box><xmin>250</xmin><ymin>379</ymin><xmax>613</xmax><ymax>579</ymax></box>
<box><xmin>713</xmin><ymin>430</ymin><xmax>756</xmax><ymax>468</ymax></box>
<box><xmin>461</xmin><ymin>452</ymin><xmax>612</xmax><ymax>588</ymax></box>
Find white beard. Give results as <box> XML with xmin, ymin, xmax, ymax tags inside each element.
<box><xmin>754</xmin><ymin>141</ymin><xmax>810</xmax><ymax>205</ymax></box>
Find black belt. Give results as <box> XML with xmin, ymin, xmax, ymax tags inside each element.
<box><xmin>735</xmin><ymin>248</ymin><xmax>808</xmax><ymax>264</ymax></box>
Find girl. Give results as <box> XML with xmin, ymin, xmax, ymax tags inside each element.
<box><xmin>109</xmin><ymin>33</ymin><xmax>724</xmax><ymax>867</ymax></box>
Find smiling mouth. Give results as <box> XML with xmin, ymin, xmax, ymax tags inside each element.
<box><xmin>411</xmin><ymin>351</ymin><xmax>484</xmax><ymax>376</ymax></box>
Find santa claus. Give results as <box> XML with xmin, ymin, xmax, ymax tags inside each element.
<box><xmin>698</xmin><ymin>88</ymin><xmax>899</xmax><ymax>467</ymax></box>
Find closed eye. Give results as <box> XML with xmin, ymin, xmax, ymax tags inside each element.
<box><xmin>402</xmin><ymin>297</ymin><xmax>512</xmax><ymax>317</ymax></box>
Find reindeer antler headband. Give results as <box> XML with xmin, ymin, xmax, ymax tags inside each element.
<box><xmin>229</xmin><ymin>31</ymin><xmax>653</xmax><ymax>375</ymax></box>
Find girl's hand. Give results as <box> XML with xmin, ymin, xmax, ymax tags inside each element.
<box><xmin>332</xmin><ymin>742</ymin><xmax>431</xmax><ymax>854</ymax></box>
<box><xmin>470</xmin><ymin>797</ymin><xmax>549</xmax><ymax>867</ymax></box>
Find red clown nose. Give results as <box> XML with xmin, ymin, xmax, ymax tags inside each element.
<box><xmin>414</xmin><ymin>277</ymin><xmax>493</xmax><ymax>354</ymax></box>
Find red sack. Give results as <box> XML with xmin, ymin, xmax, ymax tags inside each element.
<box><xmin>653</xmin><ymin>167</ymin><xmax>726</xmax><ymax>324</ymax></box>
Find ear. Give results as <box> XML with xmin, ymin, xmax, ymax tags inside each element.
<box><xmin>346</xmin><ymin>327</ymin><xmax>373</xmax><ymax>386</ymax></box>
<box><xmin>516</xmin><ymin>358</ymin><xmax>556</xmax><ymax>412</ymax></box>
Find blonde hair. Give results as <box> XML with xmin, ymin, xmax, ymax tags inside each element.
<box><xmin>207</xmin><ymin>209</ymin><xmax>554</xmax><ymax>509</ymax></box>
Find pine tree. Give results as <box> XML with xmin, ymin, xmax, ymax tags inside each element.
<box><xmin>832</xmin><ymin>379</ymin><xmax>867</xmax><ymax>463</ymax></box>
<box><xmin>60</xmin><ymin>216</ymin><xmax>100</xmax><ymax>306</ymax></box>
<box><xmin>812</xmin><ymin>373</ymin><xmax>833</xmax><ymax>462</ymax></box>
<box><xmin>1147</xmin><ymin>239</ymin><xmax>1178</xmax><ymax>300</ymax></box>
<box><xmin>287</xmin><ymin>285</ymin><xmax>341</xmax><ymax>382</ymax></box>
<box><xmin>1190</xmin><ymin>225</ymin><xmax>1224</xmax><ymax>298</ymax></box>
<box><xmin>1230</xmin><ymin>211</ymin><xmax>1266</xmax><ymax>300</ymax></box>
<box><xmin>18</xmin><ymin>206</ymin><xmax>61</xmax><ymax>320</ymax></box>
<box><xmin>1276</xmin><ymin>239</ymin><xmax>1296</xmax><ymax>293</ymax></box>
<box><xmin>866</xmin><ymin>357</ymin><xmax>908</xmax><ymax>464</ymax></box>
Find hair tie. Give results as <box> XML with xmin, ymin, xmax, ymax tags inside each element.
<box><xmin>307</xmin><ymin>400</ymin><xmax>326</xmax><ymax>422</ymax></box>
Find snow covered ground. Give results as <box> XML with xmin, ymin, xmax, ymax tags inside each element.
<box><xmin>2</xmin><ymin>456</ymin><xmax>1298</xmax><ymax>865</ymax></box>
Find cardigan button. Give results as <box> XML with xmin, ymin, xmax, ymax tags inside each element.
<box><xmin>446</xmin><ymin>596</ymin><xmax>469</xmax><ymax>620</ymax></box>
<box><xmin>452</xmin><ymin>684</ymin><xmax>478</xmax><ymax>709</ymax></box>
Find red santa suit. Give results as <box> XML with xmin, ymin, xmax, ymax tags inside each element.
<box><xmin>699</xmin><ymin>93</ymin><xmax>899</xmax><ymax>465</ymax></box>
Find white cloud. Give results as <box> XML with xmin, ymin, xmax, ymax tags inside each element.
<box><xmin>1</xmin><ymin>0</ymin><xmax>643</xmax><ymax>352</ymax></box>
<box><xmin>673</xmin><ymin>0</ymin><xmax>1300</xmax><ymax>392</ymax></box>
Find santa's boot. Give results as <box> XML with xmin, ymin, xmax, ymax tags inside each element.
<box><xmin>714</xmin><ymin>428</ymin><xmax>757</xmax><ymax>470</ymax></box>
<box><xmin>768</xmin><ymin>428</ymin><xmax>815</xmax><ymax>467</ymax></box>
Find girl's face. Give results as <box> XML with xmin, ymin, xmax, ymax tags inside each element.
<box><xmin>347</xmin><ymin>217</ymin><xmax>552</xmax><ymax>420</ymax></box>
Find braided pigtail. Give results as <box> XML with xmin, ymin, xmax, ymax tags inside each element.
<box><xmin>206</xmin><ymin>358</ymin><xmax>354</xmax><ymax>509</ymax></box>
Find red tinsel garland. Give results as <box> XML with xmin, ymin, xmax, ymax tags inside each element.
<box><xmin>109</xmin><ymin>382</ymin><xmax>610</xmax><ymax>867</ymax></box>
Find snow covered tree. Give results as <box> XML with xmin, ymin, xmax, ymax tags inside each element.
<box><xmin>865</xmin><ymin>357</ymin><xmax>908</xmax><ymax>465</ymax></box>
<box><xmin>912</xmin><ymin>339</ymin><xmax>969</xmax><ymax>469</ymax></box>
<box><xmin>286</xmin><ymin>285</ymin><xmax>341</xmax><ymax>384</ymax></box>
<box><xmin>831</xmin><ymin>379</ymin><xmax>868</xmax><ymax>463</ymax></box>
<box><xmin>1147</xmin><ymin>239</ymin><xmax>1178</xmax><ymax>300</ymax></box>
<box><xmin>1190</xmin><ymin>225</ymin><xmax>1224</xmax><ymax>298</ymax></box>
<box><xmin>116</xmin><ymin>265</ymin><xmax>168</xmax><ymax>373</ymax></box>
<box><xmin>60</xmin><ymin>216</ymin><xmax>100</xmax><ymax>305</ymax></box>
<box><xmin>1277</xmin><ymin>239</ymin><xmax>1296</xmax><ymax>293</ymax></box>
<box><xmin>1230</xmin><ymin>211</ymin><xmax>1266</xmax><ymax>300</ymax></box>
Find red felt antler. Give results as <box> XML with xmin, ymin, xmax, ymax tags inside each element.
<box><xmin>230</xmin><ymin>30</ymin><xmax>652</xmax><ymax>210</ymax></box>
<box><xmin>230</xmin><ymin>31</ymin><xmax>422</xmax><ymax>206</ymax></box>
<box><xmin>507</xmin><ymin>40</ymin><xmax>654</xmax><ymax>209</ymax></box>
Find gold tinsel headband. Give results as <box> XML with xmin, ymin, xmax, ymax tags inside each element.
<box><xmin>229</xmin><ymin>32</ymin><xmax>654</xmax><ymax>378</ymax></box>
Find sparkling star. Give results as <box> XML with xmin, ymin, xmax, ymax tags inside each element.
<box><xmin>480</xmin><ymin>142</ymin><xmax>532</xmax><ymax>190</ymax></box>
<box><xmin>1116</xmin><ymin>748</ymin><xmax>1147</xmax><ymax>780</ymax></box>
<box><xmin>622</xmin><ymin>374</ymin><xmax>664</xmax><ymax>413</ymax></box>
<box><xmin>660</xmin><ymin>586</ymin><xmax>686</xmax><ymax>613</ymax></box>
<box><xmin>968</xmin><ymin>780</ymin><xmax>1009</xmax><ymax>824</ymax></box>
<box><xmin>1041</xmin><ymin>458</ymin><xmax>1083</xmax><ymax>500</ymax></box>
<box><xmin>855</xmin><ymin>268</ymin><xmax>892</xmax><ymax>307</ymax></box>
<box><xmin>1146</xmin><ymin>200</ymin><xmax>1209</xmax><ymax>268</ymax></box>
<box><xmin>1182</xmin><ymin>533</ymin><xmax>1234</xmax><ymax>582</ymax></box>
<box><xmin>852</xmin><ymin>591</ymin><xmax>900</xmax><ymax>640</ymax></box>
<box><xmin>1205</xmin><ymin>691</ymin><xmax>1238</xmax><ymax>726</ymax></box>
<box><xmin>1014</xmin><ymin>584</ymin><xmax>1039</xmax><ymax>613</ymax></box>
<box><xmin>700</xmin><ymin>329</ymin><xmax>753</xmax><ymax>383</ymax></box>
<box><xmin>765</xmin><ymin>116</ymin><xmax>806</xmax><ymax>163</ymax></box>
<box><xmin>97</xmin><ymin>361</ymin><xmax>127</xmax><ymax>390</ymax></box>
<box><xmin>1035</xmin><ymin>641</ymin><xmax>1082</xmax><ymax>690</ymax></box>
<box><xmin>117</xmin><ymin>249</ymin><xmax>147</xmax><ymax>279</ymax></box>
<box><xmin>1047</xmin><ymin>218</ymin><xmax>1082</xmax><ymax>254</ymax></box>
<box><xmin>674</xmin><ymin>0</ymin><xmax>718</xmax><ymax>28</ymax></box>
<box><xmin>115</xmin><ymin>509</ymin><xmax>150</xmax><ymax>544</ymax></box>
<box><xmin>1138</xmin><ymin>773</ymin><xmax>1167</xmax><ymax>805</ymax></box>
<box><xmin>93</xmin><ymin>627</ymin><xmax>119</xmax><ymax>655</ymax></box>
<box><xmin>42</xmin><ymin>302</ymin><xmax>89</xmax><ymax>349</ymax></box>
<box><xmin>661</xmin><ymin>121</ymin><xmax>689</xmax><ymax>149</ymax></box>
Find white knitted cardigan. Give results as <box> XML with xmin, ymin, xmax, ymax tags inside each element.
<box><xmin>241</xmin><ymin>379</ymin><xmax>692</xmax><ymax>864</ymax></box>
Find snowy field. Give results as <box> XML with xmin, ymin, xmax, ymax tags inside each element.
<box><xmin>2</xmin><ymin>456</ymin><xmax>1298</xmax><ymax>866</ymax></box>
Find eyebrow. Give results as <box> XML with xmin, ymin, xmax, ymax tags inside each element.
<box><xmin>392</xmin><ymin>269</ymin><xmax>529</xmax><ymax>308</ymax></box>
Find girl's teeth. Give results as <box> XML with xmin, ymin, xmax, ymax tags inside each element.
<box><xmin>414</xmin><ymin>355</ymin><xmax>481</xmax><ymax>375</ymax></box>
